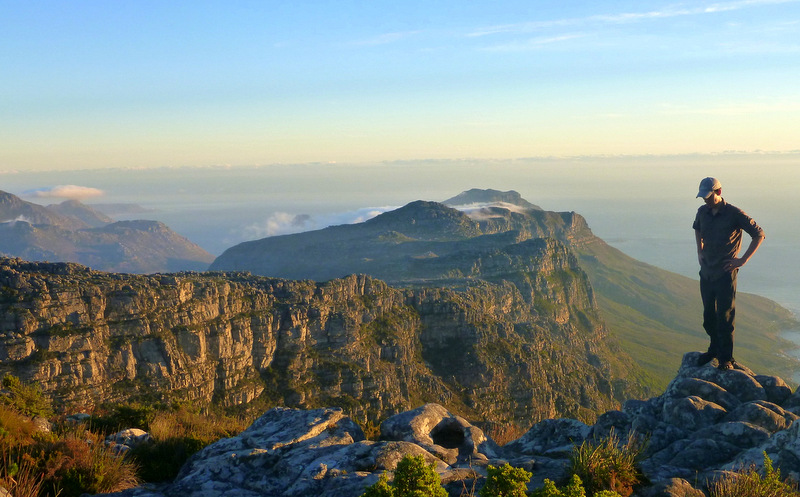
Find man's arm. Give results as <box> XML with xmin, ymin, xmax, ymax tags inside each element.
<box><xmin>724</xmin><ymin>235</ymin><xmax>765</xmax><ymax>272</ymax></box>
<box><xmin>695</xmin><ymin>229</ymin><xmax>704</xmax><ymax>266</ymax></box>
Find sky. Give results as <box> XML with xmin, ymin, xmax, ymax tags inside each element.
<box><xmin>2</xmin><ymin>0</ymin><xmax>800</xmax><ymax>171</ymax></box>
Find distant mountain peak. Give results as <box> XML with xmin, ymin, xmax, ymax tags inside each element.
<box><xmin>443</xmin><ymin>189</ymin><xmax>542</xmax><ymax>211</ymax></box>
<box><xmin>363</xmin><ymin>200</ymin><xmax>481</xmax><ymax>240</ymax></box>
<box><xmin>47</xmin><ymin>199</ymin><xmax>113</xmax><ymax>228</ymax></box>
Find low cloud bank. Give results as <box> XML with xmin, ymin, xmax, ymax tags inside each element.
<box><xmin>240</xmin><ymin>206</ymin><xmax>399</xmax><ymax>240</ymax></box>
<box><xmin>25</xmin><ymin>185</ymin><xmax>105</xmax><ymax>200</ymax></box>
<box><xmin>1</xmin><ymin>215</ymin><xmax>32</xmax><ymax>224</ymax></box>
<box><xmin>451</xmin><ymin>201</ymin><xmax>531</xmax><ymax>220</ymax></box>
<box><xmin>238</xmin><ymin>201</ymin><xmax>529</xmax><ymax>242</ymax></box>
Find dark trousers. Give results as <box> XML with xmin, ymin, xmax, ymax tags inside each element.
<box><xmin>700</xmin><ymin>271</ymin><xmax>737</xmax><ymax>363</ymax></box>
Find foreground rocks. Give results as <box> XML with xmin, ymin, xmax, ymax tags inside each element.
<box><xmin>102</xmin><ymin>353</ymin><xmax>800</xmax><ymax>497</ymax></box>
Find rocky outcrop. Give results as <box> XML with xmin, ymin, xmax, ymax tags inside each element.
<box><xmin>98</xmin><ymin>353</ymin><xmax>800</xmax><ymax>497</ymax></box>
<box><xmin>0</xmin><ymin>255</ymin><xmax>643</xmax><ymax>428</ymax></box>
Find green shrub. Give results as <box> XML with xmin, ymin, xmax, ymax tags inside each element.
<box><xmin>531</xmin><ymin>475</ymin><xmax>583</xmax><ymax>497</ymax></box>
<box><xmin>1</xmin><ymin>374</ymin><xmax>53</xmax><ymax>419</ymax></box>
<box><xmin>394</xmin><ymin>454</ymin><xmax>447</xmax><ymax>497</ymax></box>
<box><xmin>362</xmin><ymin>473</ymin><xmax>394</xmax><ymax>497</ymax></box>
<box><xmin>530</xmin><ymin>474</ymin><xmax>622</xmax><ymax>497</ymax></box>
<box><xmin>361</xmin><ymin>454</ymin><xmax>447</xmax><ymax>497</ymax></box>
<box><xmin>708</xmin><ymin>452</ymin><xmax>800</xmax><ymax>497</ymax></box>
<box><xmin>480</xmin><ymin>463</ymin><xmax>532</xmax><ymax>497</ymax></box>
<box><xmin>568</xmin><ymin>430</ymin><xmax>644</xmax><ymax>497</ymax></box>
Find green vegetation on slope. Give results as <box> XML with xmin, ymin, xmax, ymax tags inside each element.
<box><xmin>577</xmin><ymin>238</ymin><xmax>799</xmax><ymax>389</ymax></box>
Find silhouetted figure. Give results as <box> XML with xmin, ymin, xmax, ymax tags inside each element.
<box><xmin>693</xmin><ymin>177</ymin><xmax>765</xmax><ymax>370</ymax></box>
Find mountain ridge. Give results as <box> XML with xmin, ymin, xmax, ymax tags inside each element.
<box><xmin>210</xmin><ymin>189</ymin><xmax>799</xmax><ymax>387</ymax></box>
<box><xmin>0</xmin><ymin>190</ymin><xmax>214</xmax><ymax>273</ymax></box>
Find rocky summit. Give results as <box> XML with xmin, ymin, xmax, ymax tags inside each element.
<box><xmin>99</xmin><ymin>353</ymin><xmax>800</xmax><ymax>497</ymax></box>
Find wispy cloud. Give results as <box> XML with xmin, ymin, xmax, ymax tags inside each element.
<box><xmin>24</xmin><ymin>185</ymin><xmax>105</xmax><ymax>200</ymax></box>
<box><xmin>1</xmin><ymin>215</ymin><xmax>32</xmax><ymax>224</ymax></box>
<box><xmin>237</xmin><ymin>206</ymin><xmax>399</xmax><ymax>240</ymax></box>
<box><xmin>451</xmin><ymin>201</ymin><xmax>532</xmax><ymax>220</ymax></box>
<box><xmin>349</xmin><ymin>30</ymin><xmax>422</xmax><ymax>46</ymax></box>
<box><xmin>481</xmin><ymin>33</ymin><xmax>589</xmax><ymax>52</ymax></box>
<box><xmin>660</xmin><ymin>99</ymin><xmax>800</xmax><ymax>115</ymax></box>
<box><xmin>469</xmin><ymin>0</ymin><xmax>800</xmax><ymax>38</ymax></box>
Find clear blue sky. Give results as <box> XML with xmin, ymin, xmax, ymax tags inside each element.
<box><xmin>2</xmin><ymin>0</ymin><xmax>799</xmax><ymax>171</ymax></box>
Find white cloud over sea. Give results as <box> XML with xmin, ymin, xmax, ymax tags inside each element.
<box><xmin>451</xmin><ymin>201</ymin><xmax>532</xmax><ymax>220</ymax></box>
<box><xmin>239</xmin><ymin>206</ymin><xmax>399</xmax><ymax>240</ymax></box>
<box><xmin>236</xmin><ymin>200</ymin><xmax>532</xmax><ymax>242</ymax></box>
<box><xmin>25</xmin><ymin>185</ymin><xmax>105</xmax><ymax>200</ymax></box>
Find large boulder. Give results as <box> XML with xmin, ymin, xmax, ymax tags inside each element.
<box><xmin>379</xmin><ymin>403</ymin><xmax>500</xmax><ymax>464</ymax></box>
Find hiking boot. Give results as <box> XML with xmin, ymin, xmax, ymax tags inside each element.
<box><xmin>718</xmin><ymin>361</ymin><xmax>734</xmax><ymax>371</ymax></box>
<box><xmin>697</xmin><ymin>352</ymin><xmax>715</xmax><ymax>366</ymax></box>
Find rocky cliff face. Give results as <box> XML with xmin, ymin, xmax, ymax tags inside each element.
<box><xmin>0</xmin><ymin>248</ymin><xmax>643</xmax><ymax>428</ymax></box>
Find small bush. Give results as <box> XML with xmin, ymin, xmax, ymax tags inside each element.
<box><xmin>568</xmin><ymin>430</ymin><xmax>645</xmax><ymax>497</ymax></box>
<box><xmin>393</xmin><ymin>454</ymin><xmax>447</xmax><ymax>497</ymax></box>
<box><xmin>360</xmin><ymin>454</ymin><xmax>447</xmax><ymax>497</ymax></box>
<box><xmin>362</xmin><ymin>473</ymin><xmax>394</xmax><ymax>497</ymax></box>
<box><xmin>41</xmin><ymin>430</ymin><xmax>140</xmax><ymax>497</ymax></box>
<box><xmin>530</xmin><ymin>474</ymin><xmax>622</xmax><ymax>497</ymax></box>
<box><xmin>480</xmin><ymin>463</ymin><xmax>532</xmax><ymax>497</ymax></box>
<box><xmin>1</xmin><ymin>374</ymin><xmax>53</xmax><ymax>419</ymax></box>
<box><xmin>708</xmin><ymin>452</ymin><xmax>800</xmax><ymax>497</ymax></box>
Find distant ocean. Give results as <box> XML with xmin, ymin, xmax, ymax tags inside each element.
<box><xmin>4</xmin><ymin>154</ymin><xmax>800</xmax><ymax>365</ymax></box>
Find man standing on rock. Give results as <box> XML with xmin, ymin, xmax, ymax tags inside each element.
<box><xmin>693</xmin><ymin>177</ymin><xmax>765</xmax><ymax>370</ymax></box>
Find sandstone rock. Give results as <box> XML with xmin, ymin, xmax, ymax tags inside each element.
<box><xmin>379</xmin><ymin>403</ymin><xmax>499</xmax><ymax>463</ymax></box>
<box><xmin>32</xmin><ymin>415</ymin><xmax>51</xmax><ymax>433</ymax></box>
<box><xmin>504</xmin><ymin>417</ymin><xmax>590</xmax><ymax>458</ymax></box>
<box><xmin>0</xmin><ymin>257</ymin><xmax>643</xmax><ymax>430</ymax></box>
<box><xmin>755</xmin><ymin>374</ymin><xmax>792</xmax><ymax>405</ymax></box>
<box><xmin>106</xmin><ymin>428</ymin><xmax>151</xmax><ymax>454</ymax></box>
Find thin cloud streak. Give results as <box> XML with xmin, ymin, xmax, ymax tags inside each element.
<box><xmin>348</xmin><ymin>30</ymin><xmax>423</xmax><ymax>46</ymax></box>
<box><xmin>24</xmin><ymin>185</ymin><xmax>105</xmax><ymax>200</ymax></box>
<box><xmin>480</xmin><ymin>33</ymin><xmax>588</xmax><ymax>52</ymax></box>
<box><xmin>659</xmin><ymin>100</ymin><xmax>800</xmax><ymax>116</ymax></box>
<box><xmin>469</xmin><ymin>0</ymin><xmax>800</xmax><ymax>37</ymax></box>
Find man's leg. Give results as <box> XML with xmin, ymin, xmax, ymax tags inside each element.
<box><xmin>715</xmin><ymin>272</ymin><xmax>738</xmax><ymax>364</ymax></box>
<box><xmin>700</xmin><ymin>276</ymin><xmax>719</xmax><ymax>356</ymax></box>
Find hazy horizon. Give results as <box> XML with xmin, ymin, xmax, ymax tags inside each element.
<box><xmin>3</xmin><ymin>153</ymin><xmax>799</xmax><ymax>317</ymax></box>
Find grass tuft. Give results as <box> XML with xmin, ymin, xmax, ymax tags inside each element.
<box><xmin>567</xmin><ymin>429</ymin><xmax>646</xmax><ymax>497</ymax></box>
<box><xmin>708</xmin><ymin>452</ymin><xmax>800</xmax><ymax>497</ymax></box>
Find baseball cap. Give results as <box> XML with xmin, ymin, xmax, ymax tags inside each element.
<box><xmin>696</xmin><ymin>177</ymin><xmax>722</xmax><ymax>199</ymax></box>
